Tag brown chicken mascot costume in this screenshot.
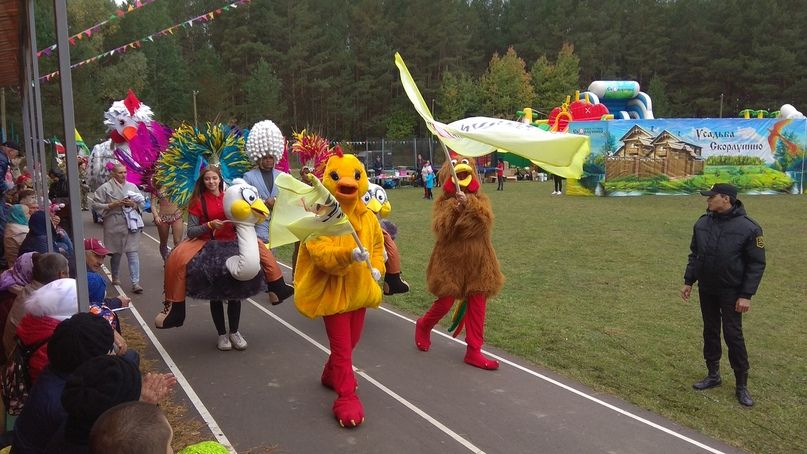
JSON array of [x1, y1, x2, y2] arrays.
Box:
[[294, 151, 385, 428], [415, 155, 504, 370]]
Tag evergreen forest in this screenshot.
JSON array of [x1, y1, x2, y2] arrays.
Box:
[[7, 0, 807, 146]]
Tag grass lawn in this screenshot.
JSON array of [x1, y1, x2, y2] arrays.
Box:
[[277, 180, 806, 454]]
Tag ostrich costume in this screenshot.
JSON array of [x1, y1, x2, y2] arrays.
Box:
[[152, 123, 293, 329], [361, 183, 409, 295], [293, 150, 385, 428], [415, 156, 505, 370]]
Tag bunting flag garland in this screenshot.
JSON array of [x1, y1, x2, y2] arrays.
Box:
[[39, 0, 251, 82], [37, 0, 158, 58]]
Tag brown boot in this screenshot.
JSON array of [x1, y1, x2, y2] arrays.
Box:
[[155, 301, 185, 329], [383, 273, 410, 295], [266, 277, 294, 305]]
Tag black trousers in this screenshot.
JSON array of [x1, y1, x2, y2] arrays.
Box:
[[553, 174, 563, 192], [497, 175, 504, 190], [210, 300, 241, 335], [698, 290, 749, 373]]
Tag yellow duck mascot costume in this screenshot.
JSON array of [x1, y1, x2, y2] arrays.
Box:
[[294, 151, 385, 428]]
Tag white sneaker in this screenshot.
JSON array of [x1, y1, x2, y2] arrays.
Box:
[[217, 334, 232, 351], [229, 331, 248, 351]]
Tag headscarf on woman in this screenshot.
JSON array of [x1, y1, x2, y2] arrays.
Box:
[[7, 204, 29, 226], [0, 252, 36, 292], [4, 204, 31, 265]]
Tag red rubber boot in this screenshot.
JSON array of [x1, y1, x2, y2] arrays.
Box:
[[324, 311, 364, 428], [415, 296, 454, 351], [463, 293, 499, 370]]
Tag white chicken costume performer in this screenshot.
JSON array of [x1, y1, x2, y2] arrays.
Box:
[[88, 90, 172, 192], [153, 123, 293, 329], [362, 183, 409, 295]]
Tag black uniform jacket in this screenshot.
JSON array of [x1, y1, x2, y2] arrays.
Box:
[[684, 200, 766, 298]]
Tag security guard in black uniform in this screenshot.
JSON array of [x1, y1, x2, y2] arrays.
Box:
[[680, 183, 765, 407]]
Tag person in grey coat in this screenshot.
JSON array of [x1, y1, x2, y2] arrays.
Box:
[[91, 164, 145, 294], [242, 154, 282, 244]]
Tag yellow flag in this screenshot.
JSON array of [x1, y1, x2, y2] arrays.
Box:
[[75, 129, 90, 156], [269, 173, 353, 248], [395, 52, 590, 179]]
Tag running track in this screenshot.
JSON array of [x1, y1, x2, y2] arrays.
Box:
[[83, 214, 742, 454]]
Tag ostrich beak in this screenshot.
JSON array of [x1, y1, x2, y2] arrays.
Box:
[[379, 201, 392, 218], [250, 198, 270, 222], [366, 198, 382, 214]]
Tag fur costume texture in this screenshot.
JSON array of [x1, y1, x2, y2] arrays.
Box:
[[417, 157, 504, 370], [294, 153, 384, 427]]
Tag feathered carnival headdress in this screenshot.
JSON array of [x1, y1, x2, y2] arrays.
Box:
[[153, 123, 251, 207], [245, 120, 290, 173], [290, 129, 342, 179]]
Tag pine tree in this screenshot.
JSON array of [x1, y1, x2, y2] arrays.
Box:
[[244, 60, 286, 126], [480, 47, 534, 118], [531, 43, 580, 112], [438, 70, 481, 122]]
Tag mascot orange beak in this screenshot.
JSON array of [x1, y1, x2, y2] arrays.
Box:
[[122, 125, 138, 141], [334, 177, 360, 203]]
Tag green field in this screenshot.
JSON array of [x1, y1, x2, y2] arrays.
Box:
[[276, 180, 807, 454]]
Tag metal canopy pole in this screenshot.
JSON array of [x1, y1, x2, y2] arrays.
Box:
[[52, 0, 89, 311], [23, 52, 39, 200], [21, 37, 34, 173], [26, 0, 54, 250]]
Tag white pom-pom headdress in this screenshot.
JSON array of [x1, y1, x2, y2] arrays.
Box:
[[246, 120, 285, 162]]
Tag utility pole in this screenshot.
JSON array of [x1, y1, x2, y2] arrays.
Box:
[[193, 90, 199, 128], [719, 93, 724, 118]]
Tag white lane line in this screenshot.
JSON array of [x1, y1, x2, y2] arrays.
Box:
[[244, 296, 485, 454], [139, 236, 718, 453], [378, 305, 726, 454], [100, 264, 236, 454], [138, 235, 481, 452]]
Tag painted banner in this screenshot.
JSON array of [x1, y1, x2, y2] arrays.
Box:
[[567, 118, 806, 196]]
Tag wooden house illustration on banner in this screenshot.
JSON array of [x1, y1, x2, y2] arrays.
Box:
[[606, 125, 704, 180]]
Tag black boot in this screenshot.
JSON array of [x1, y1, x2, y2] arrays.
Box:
[[383, 273, 410, 295], [266, 277, 294, 305], [692, 361, 722, 390], [735, 371, 754, 407], [155, 301, 185, 329]]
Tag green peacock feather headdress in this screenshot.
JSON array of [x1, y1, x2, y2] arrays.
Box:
[[153, 122, 252, 207]]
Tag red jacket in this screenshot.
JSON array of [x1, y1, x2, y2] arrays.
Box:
[[15, 314, 60, 385], [188, 191, 236, 241]]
